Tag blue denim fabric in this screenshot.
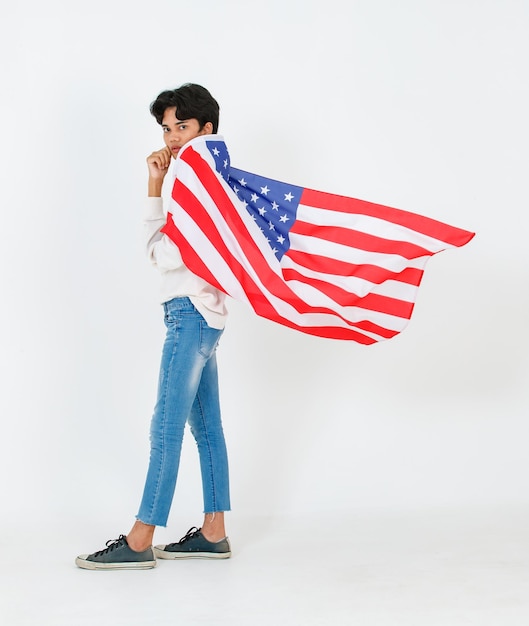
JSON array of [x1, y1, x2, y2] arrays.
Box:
[[137, 297, 230, 526]]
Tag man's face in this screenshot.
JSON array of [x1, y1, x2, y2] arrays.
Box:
[[161, 107, 212, 158]]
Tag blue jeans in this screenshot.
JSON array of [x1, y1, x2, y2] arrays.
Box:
[[137, 297, 230, 526]]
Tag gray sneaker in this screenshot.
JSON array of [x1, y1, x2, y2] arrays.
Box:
[[154, 527, 231, 560], [75, 535, 156, 570]]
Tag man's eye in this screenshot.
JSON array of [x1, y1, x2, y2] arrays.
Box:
[[179, 125, 187, 130]]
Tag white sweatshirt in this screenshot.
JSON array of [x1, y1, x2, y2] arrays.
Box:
[[144, 196, 228, 330]]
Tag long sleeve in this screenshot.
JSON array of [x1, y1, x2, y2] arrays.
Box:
[[144, 196, 184, 271]]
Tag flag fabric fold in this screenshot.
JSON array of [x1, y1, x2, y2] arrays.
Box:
[[161, 135, 474, 344]]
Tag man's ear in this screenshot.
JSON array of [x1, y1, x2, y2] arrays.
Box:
[[201, 121, 214, 135]]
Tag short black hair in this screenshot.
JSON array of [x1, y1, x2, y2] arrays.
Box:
[[150, 83, 220, 133]]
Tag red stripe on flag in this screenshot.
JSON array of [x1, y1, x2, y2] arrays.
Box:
[[285, 249, 425, 286], [282, 268, 414, 318], [348, 319, 401, 340], [290, 220, 432, 259], [300, 188, 475, 246], [278, 322, 380, 343]]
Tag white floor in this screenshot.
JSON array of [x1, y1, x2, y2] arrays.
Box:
[[2, 506, 529, 626]]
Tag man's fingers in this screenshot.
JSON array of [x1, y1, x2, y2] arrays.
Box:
[[148, 151, 170, 169]]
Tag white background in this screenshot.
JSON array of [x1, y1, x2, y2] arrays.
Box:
[[0, 1, 528, 623]]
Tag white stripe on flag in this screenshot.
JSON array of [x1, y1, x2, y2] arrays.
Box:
[[296, 203, 458, 252], [287, 231, 426, 272]]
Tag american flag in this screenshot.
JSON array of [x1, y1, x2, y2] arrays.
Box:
[[161, 136, 474, 344]]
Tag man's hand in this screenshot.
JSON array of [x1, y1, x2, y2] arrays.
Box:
[[147, 146, 172, 179], [147, 147, 171, 196]]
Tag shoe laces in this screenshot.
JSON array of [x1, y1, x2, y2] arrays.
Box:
[[177, 527, 201, 545], [92, 535, 127, 557]]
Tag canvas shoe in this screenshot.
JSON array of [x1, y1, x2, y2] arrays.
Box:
[[75, 534, 156, 570], [154, 527, 231, 559]]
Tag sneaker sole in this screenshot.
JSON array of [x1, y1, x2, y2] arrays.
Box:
[[153, 547, 231, 560], [75, 556, 157, 570]]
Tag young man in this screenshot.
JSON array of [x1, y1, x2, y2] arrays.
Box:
[[76, 84, 231, 570]]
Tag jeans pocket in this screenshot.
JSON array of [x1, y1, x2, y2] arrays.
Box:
[[198, 322, 222, 358]]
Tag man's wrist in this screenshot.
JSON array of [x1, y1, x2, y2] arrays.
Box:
[[148, 177, 164, 197]]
